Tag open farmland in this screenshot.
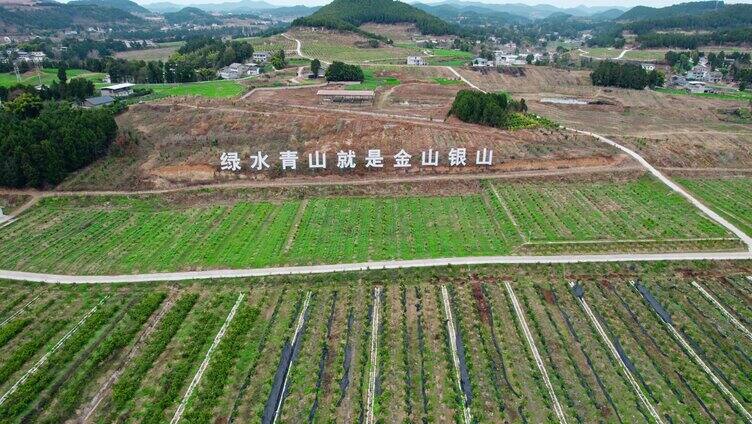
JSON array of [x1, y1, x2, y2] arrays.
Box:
[[0, 261, 750, 423], [0, 175, 742, 275], [134, 80, 247, 100], [0, 68, 105, 88], [677, 177, 752, 239], [289, 28, 424, 63], [236, 35, 297, 54], [114, 45, 182, 62]]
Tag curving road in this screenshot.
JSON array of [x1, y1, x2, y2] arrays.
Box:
[[0, 252, 750, 284]]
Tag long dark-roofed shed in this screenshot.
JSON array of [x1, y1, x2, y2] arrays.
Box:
[[317, 89, 375, 104]]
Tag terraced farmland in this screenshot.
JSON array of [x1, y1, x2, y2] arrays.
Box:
[[677, 177, 752, 239], [0, 176, 742, 275], [0, 267, 750, 423]]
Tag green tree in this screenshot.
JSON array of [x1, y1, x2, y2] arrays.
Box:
[[66, 78, 95, 102], [57, 66, 67, 84], [3, 93, 43, 119], [270, 49, 287, 70], [324, 61, 364, 82], [310, 59, 321, 77]]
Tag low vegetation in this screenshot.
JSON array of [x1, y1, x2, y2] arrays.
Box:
[[0, 176, 740, 274], [0, 264, 750, 423]]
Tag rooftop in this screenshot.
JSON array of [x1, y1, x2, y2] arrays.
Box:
[[317, 90, 375, 97], [102, 83, 135, 90]]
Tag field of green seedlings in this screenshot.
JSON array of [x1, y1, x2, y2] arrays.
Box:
[[677, 177, 752, 238], [0, 177, 741, 275], [0, 68, 106, 88], [490, 177, 741, 254], [0, 262, 749, 423], [134, 80, 247, 99]]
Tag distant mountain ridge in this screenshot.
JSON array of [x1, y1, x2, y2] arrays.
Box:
[[144, 0, 275, 13], [412, 1, 626, 19]]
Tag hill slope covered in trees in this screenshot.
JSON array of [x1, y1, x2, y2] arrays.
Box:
[[0, 3, 144, 31], [67, 0, 150, 15], [292, 0, 455, 36], [618, 1, 723, 21]]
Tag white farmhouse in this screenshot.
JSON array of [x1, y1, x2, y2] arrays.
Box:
[[100, 83, 134, 97], [252, 51, 271, 63], [407, 56, 426, 66]]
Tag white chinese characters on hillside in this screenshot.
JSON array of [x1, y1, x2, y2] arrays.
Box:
[[219, 148, 494, 171]]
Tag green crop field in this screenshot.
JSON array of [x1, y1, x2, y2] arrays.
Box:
[[135, 80, 247, 99], [677, 177, 752, 238], [0, 263, 750, 423], [489, 177, 740, 254], [622, 49, 668, 61], [0, 176, 741, 275], [346, 68, 400, 90], [0, 68, 106, 88], [656, 87, 752, 102]]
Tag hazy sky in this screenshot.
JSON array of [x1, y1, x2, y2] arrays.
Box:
[[136, 0, 752, 9]]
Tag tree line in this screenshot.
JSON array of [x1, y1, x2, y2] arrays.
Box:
[[448, 90, 531, 129], [324, 62, 364, 82], [590, 61, 664, 90], [0, 95, 118, 188]]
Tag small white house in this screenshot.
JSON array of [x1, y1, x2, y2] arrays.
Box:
[[252, 51, 271, 63], [494, 51, 526, 66], [100, 83, 134, 97], [407, 56, 426, 66]]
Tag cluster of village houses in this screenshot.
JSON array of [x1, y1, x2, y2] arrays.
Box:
[[216, 50, 270, 79], [667, 56, 726, 93]]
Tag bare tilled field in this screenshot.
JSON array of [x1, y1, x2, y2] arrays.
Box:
[[0, 262, 750, 423], [58, 93, 630, 190], [456, 66, 752, 170]]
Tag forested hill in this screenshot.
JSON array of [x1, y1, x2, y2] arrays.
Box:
[[625, 4, 752, 34], [164, 6, 220, 25], [617, 1, 723, 21], [292, 0, 455, 36], [0, 3, 144, 32], [67, 0, 150, 15]]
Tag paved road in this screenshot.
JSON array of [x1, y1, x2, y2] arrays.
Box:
[[1, 252, 750, 284]]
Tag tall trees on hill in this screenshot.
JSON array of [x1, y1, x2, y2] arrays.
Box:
[[590, 61, 664, 89], [449, 90, 536, 129], [0, 97, 118, 188]]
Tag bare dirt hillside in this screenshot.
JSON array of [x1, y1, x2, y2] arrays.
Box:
[[456, 66, 752, 170], [59, 89, 631, 190]]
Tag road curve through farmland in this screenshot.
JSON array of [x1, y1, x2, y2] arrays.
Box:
[[445, 66, 752, 252], [0, 252, 751, 284]]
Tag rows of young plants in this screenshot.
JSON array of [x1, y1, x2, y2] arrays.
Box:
[[0, 275, 748, 423], [584, 279, 748, 421], [676, 177, 752, 238], [492, 176, 735, 245], [0, 292, 126, 421], [1, 177, 742, 275]]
